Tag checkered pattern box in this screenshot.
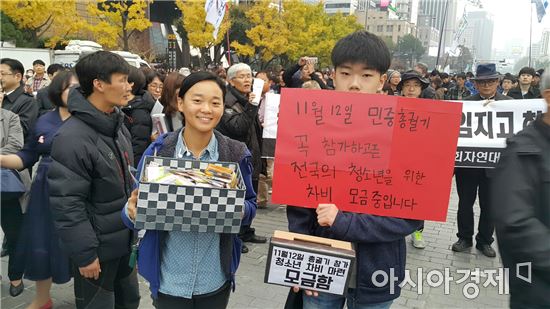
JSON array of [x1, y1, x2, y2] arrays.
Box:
[[134, 156, 246, 233]]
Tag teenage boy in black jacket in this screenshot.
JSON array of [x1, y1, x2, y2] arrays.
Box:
[[48, 51, 140, 309], [286, 31, 422, 309]]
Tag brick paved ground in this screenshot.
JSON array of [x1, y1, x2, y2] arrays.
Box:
[[1, 180, 510, 308]]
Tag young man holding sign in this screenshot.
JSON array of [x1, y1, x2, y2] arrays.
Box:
[[286, 31, 422, 309]]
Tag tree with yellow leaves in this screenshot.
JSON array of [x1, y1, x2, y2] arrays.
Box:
[[283, 0, 362, 67], [85, 0, 152, 51], [175, 0, 230, 69], [227, 0, 361, 69], [230, 1, 289, 68], [0, 0, 85, 48]]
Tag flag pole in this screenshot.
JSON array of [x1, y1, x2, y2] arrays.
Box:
[[529, 1, 533, 67], [225, 2, 231, 66]]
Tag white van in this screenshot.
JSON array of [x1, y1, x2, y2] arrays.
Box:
[[53, 40, 150, 69], [111, 50, 151, 68]]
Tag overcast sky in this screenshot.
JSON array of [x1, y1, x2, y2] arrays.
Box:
[[475, 0, 550, 51]]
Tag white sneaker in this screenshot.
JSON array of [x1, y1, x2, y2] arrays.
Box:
[[411, 230, 426, 249]]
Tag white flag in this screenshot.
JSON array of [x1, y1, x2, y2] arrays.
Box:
[[205, 0, 227, 39]]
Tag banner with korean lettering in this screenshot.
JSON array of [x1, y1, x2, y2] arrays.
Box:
[[456, 99, 546, 168], [271, 88, 462, 222]]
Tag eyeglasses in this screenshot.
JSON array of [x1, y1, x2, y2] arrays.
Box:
[[149, 83, 163, 90]]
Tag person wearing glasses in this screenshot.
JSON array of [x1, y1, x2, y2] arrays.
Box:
[[451, 63, 512, 258], [0, 58, 38, 143], [215, 63, 266, 254]]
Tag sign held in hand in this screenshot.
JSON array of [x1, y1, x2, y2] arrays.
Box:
[[271, 89, 462, 222]]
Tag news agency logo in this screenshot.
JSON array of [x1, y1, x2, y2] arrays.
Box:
[[371, 262, 531, 299]]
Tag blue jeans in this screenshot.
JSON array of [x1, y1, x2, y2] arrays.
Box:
[[303, 290, 393, 309]]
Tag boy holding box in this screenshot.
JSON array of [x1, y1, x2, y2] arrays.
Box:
[[286, 31, 423, 309]]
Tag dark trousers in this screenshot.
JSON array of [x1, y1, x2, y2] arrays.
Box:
[[455, 168, 494, 245], [0, 197, 24, 281], [72, 253, 140, 309], [240, 178, 259, 238], [154, 281, 230, 309]]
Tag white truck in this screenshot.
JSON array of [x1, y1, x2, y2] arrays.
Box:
[[0, 47, 53, 71]]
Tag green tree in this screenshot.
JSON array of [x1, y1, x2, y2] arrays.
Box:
[[396, 34, 425, 65], [382, 36, 396, 56], [451, 45, 473, 72], [0, 11, 37, 47]]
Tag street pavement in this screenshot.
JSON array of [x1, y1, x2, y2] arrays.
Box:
[[1, 180, 510, 308]]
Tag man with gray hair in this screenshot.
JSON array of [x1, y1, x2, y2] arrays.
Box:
[[216, 63, 266, 253], [491, 68, 550, 308]]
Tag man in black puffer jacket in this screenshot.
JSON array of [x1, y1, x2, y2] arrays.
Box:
[[216, 63, 267, 253], [48, 51, 140, 309], [122, 66, 156, 166]]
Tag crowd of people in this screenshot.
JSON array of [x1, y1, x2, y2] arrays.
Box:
[[0, 29, 549, 309]]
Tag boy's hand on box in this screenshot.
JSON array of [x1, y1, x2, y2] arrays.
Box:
[[316, 203, 339, 227], [292, 285, 319, 297], [128, 189, 138, 221]]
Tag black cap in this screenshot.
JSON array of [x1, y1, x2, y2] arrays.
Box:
[[32, 59, 46, 66], [397, 70, 430, 91]]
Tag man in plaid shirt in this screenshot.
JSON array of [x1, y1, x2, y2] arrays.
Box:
[[24, 60, 50, 95]]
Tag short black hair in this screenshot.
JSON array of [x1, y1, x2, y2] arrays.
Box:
[[430, 69, 440, 77], [178, 71, 226, 100], [456, 72, 466, 80], [141, 67, 164, 90], [128, 66, 146, 95], [33, 59, 46, 66], [255, 70, 269, 78], [75, 51, 130, 97], [518, 66, 536, 77], [48, 70, 76, 108], [466, 72, 474, 78], [440, 72, 449, 79], [502, 73, 516, 83], [331, 31, 390, 74], [47, 63, 65, 76], [1, 58, 25, 76]]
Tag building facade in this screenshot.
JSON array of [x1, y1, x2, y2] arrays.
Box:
[[461, 10, 494, 61]]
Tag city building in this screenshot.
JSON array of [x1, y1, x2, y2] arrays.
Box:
[[324, 0, 361, 15], [461, 10, 494, 61], [363, 8, 414, 44], [394, 0, 419, 24], [540, 29, 550, 57], [418, 0, 460, 56], [417, 14, 440, 56]]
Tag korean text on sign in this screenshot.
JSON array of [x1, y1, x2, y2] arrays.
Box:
[[272, 89, 462, 221], [265, 245, 353, 295]]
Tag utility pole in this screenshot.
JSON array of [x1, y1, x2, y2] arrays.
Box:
[[364, 0, 370, 30], [529, 1, 533, 67], [435, 0, 450, 70]]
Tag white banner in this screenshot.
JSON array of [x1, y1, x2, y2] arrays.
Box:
[[262, 93, 281, 139], [205, 0, 227, 39], [456, 98, 546, 167], [261, 93, 280, 158]]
